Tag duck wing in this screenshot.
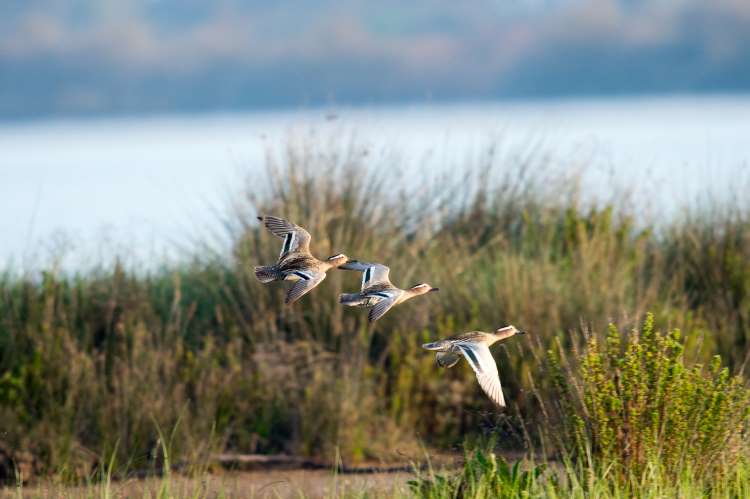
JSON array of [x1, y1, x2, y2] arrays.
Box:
[[456, 342, 506, 408], [258, 216, 312, 258], [436, 351, 461, 368], [285, 270, 326, 305], [340, 261, 393, 291], [367, 293, 398, 322]]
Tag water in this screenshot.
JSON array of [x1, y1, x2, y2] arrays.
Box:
[[2, 95, 749, 271]]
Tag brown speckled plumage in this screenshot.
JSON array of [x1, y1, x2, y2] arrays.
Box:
[[254, 216, 349, 305]]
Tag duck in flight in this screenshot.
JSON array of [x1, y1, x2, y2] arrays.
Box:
[[422, 326, 525, 408], [339, 261, 439, 322], [254, 216, 349, 304]]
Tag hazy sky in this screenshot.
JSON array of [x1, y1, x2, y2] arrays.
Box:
[[2, 0, 750, 118]]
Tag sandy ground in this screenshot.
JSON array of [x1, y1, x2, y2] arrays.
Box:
[[1, 469, 416, 498]]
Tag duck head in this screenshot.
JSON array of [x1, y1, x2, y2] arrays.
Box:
[[494, 325, 525, 340], [326, 253, 349, 268], [409, 283, 440, 295]]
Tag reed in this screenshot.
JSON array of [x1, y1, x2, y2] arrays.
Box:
[[1, 138, 749, 484]]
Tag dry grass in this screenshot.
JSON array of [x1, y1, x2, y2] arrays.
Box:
[[1, 138, 750, 484]]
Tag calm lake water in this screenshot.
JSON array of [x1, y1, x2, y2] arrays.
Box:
[[1, 95, 749, 271]]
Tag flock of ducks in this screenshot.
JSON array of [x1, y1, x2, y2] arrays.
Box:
[[254, 215, 525, 408]]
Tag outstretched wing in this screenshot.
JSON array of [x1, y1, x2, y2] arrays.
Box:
[[456, 342, 506, 408], [258, 216, 312, 258], [340, 261, 392, 291], [285, 271, 326, 305], [367, 294, 398, 322]]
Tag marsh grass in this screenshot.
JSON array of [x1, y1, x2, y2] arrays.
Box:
[[409, 445, 546, 498], [1, 138, 750, 484], [429, 452, 750, 499]]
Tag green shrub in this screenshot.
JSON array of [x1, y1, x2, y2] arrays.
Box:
[[549, 313, 750, 482]]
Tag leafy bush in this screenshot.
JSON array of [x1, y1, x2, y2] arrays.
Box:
[[549, 313, 750, 482]]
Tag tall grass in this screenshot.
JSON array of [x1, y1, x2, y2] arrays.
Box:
[[411, 447, 750, 499], [1, 138, 750, 482]]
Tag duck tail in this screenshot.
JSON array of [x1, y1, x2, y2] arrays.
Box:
[[339, 293, 365, 306], [255, 265, 281, 283], [422, 340, 450, 351]]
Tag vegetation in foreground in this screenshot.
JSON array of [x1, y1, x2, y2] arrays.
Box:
[[8, 315, 750, 497], [413, 314, 750, 498], [1, 139, 750, 494]]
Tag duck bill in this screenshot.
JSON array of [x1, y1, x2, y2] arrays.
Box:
[[429, 288, 440, 293]]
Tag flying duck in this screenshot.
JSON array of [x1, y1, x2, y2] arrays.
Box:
[[422, 326, 525, 408], [254, 216, 349, 304], [338, 261, 439, 322]]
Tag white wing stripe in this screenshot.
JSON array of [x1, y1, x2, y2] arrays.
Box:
[[281, 232, 295, 256], [363, 267, 372, 287], [341, 262, 393, 291], [260, 216, 312, 256], [457, 343, 505, 408], [286, 271, 326, 304], [458, 344, 481, 372]]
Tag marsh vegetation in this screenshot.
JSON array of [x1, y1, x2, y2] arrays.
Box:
[[1, 139, 750, 497]]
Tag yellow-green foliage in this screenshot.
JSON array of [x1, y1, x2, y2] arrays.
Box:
[[409, 445, 750, 499], [551, 313, 750, 482]]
